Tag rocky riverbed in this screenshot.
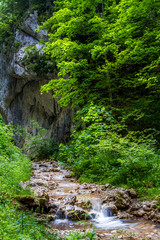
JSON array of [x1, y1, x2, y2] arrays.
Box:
[[19, 160, 160, 239]]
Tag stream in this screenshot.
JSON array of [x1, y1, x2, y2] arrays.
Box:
[[28, 161, 160, 239]]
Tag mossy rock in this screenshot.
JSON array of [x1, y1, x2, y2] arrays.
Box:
[[15, 195, 39, 210]]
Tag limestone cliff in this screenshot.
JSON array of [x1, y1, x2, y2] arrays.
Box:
[[0, 12, 74, 143]]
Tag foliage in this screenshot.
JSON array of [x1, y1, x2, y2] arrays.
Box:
[[40, 0, 160, 123], [24, 120, 59, 159], [0, 118, 96, 240], [58, 105, 160, 198], [38, 0, 160, 199], [0, 201, 59, 240], [0, 119, 58, 239], [0, 0, 53, 46], [22, 45, 56, 77], [0, 120, 31, 196], [1, 0, 160, 204], [65, 230, 97, 240]]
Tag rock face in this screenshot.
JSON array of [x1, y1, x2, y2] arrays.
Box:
[[0, 11, 73, 143]]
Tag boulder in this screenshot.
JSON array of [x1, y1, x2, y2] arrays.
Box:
[[15, 195, 38, 210], [30, 179, 48, 187], [117, 212, 134, 219], [67, 209, 91, 221], [76, 200, 92, 210], [102, 203, 117, 216], [46, 214, 56, 222], [56, 207, 66, 219], [63, 195, 77, 205], [38, 194, 50, 213]]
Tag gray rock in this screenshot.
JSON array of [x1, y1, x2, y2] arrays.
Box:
[[67, 209, 91, 221], [117, 212, 133, 219], [63, 195, 77, 205], [102, 203, 117, 216], [0, 12, 74, 143], [46, 214, 56, 221], [56, 207, 66, 219], [129, 203, 141, 212], [30, 179, 48, 187]]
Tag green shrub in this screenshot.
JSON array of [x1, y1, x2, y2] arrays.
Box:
[[0, 201, 59, 240], [65, 230, 97, 240], [22, 45, 56, 77], [58, 105, 160, 198], [0, 120, 31, 196], [24, 120, 59, 159]]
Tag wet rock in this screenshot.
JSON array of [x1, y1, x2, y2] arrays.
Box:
[[156, 214, 160, 223], [133, 209, 146, 217], [101, 183, 110, 191], [15, 195, 38, 210], [38, 194, 50, 213], [64, 174, 72, 178], [102, 203, 117, 216], [56, 207, 66, 219], [127, 189, 137, 198], [69, 190, 74, 193], [114, 189, 131, 209], [30, 179, 48, 187], [48, 185, 56, 190], [51, 168, 60, 172], [65, 205, 75, 211], [67, 209, 91, 221], [91, 188, 97, 193], [76, 200, 92, 210], [49, 202, 59, 214], [142, 201, 157, 211], [63, 195, 77, 205], [148, 211, 157, 220], [129, 203, 141, 212], [46, 214, 56, 221], [48, 181, 58, 186], [70, 179, 75, 182], [49, 208, 57, 214], [103, 188, 131, 210], [90, 213, 96, 219], [117, 212, 134, 219], [81, 183, 89, 189]]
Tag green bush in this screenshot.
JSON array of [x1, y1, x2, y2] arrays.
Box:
[[24, 120, 59, 159], [0, 120, 31, 196], [0, 201, 58, 240], [58, 105, 160, 198], [0, 119, 58, 239], [22, 45, 56, 77], [65, 230, 96, 240]]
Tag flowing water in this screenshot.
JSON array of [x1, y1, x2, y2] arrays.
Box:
[[30, 161, 160, 239]]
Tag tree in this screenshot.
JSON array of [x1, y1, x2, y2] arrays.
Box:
[[40, 0, 118, 106], [41, 0, 160, 135]]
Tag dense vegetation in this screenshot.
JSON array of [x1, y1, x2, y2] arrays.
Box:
[[0, 116, 59, 239], [0, 0, 53, 45], [0, 0, 160, 218], [38, 0, 160, 199], [0, 0, 160, 238]]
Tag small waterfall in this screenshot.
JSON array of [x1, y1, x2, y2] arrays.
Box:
[[90, 198, 126, 229]]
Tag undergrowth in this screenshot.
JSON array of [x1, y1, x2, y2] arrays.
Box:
[[24, 120, 59, 159], [0, 118, 57, 239], [57, 105, 160, 200], [0, 117, 97, 239]]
